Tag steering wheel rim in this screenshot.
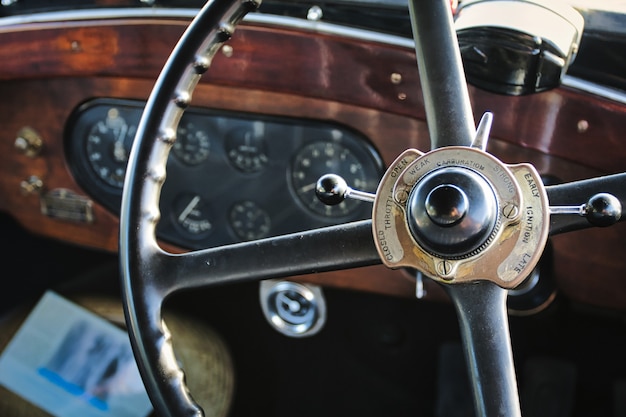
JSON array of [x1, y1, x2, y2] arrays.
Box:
[[119, 1, 625, 416]]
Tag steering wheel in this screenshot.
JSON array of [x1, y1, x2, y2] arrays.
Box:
[[119, 0, 626, 416]]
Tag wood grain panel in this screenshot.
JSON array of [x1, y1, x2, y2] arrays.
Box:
[[0, 17, 624, 172]]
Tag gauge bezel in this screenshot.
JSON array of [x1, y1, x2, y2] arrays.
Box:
[[65, 98, 143, 213]]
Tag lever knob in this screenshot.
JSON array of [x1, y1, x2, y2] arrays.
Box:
[[315, 174, 348, 206], [585, 193, 622, 227], [315, 174, 376, 205]]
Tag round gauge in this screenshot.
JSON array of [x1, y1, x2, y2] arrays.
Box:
[[86, 108, 136, 189], [291, 141, 369, 218], [172, 193, 213, 238], [173, 121, 212, 165], [225, 125, 269, 173], [229, 201, 271, 241]]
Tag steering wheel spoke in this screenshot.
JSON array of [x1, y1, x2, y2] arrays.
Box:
[[446, 282, 521, 417], [154, 220, 380, 296]]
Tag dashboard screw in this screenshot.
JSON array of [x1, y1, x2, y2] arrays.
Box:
[[221, 45, 233, 58], [307, 5, 323, 21]]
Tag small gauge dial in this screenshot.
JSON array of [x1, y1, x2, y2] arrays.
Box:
[[230, 201, 271, 241], [86, 108, 136, 189], [173, 121, 212, 165], [291, 141, 369, 218], [225, 123, 269, 173], [172, 193, 213, 238]]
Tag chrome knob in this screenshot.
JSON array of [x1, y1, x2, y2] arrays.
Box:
[[586, 193, 622, 227], [425, 184, 469, 226], [408, 167, 498, 258]]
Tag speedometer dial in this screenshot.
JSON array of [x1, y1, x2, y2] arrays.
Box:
[[86, 108, 136, 189], [291, 141, 369, 218]]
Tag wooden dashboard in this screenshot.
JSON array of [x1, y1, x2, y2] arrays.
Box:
[[0, 13, 624, 309]]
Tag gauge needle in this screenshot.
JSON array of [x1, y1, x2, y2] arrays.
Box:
[[113, 123, 129, 162], [299, 182, 317, 194], [178, 195, 201, 222], [277, 292, 301, 313]]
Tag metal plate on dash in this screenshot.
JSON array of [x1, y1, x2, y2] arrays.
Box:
[[40, 189, 94, 223]]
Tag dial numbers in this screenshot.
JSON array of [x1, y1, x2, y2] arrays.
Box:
[[230, 201, 271, 241], [173, 121, 212, 165]]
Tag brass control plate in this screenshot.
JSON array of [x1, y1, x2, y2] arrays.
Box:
[[372, 147, 550, 289]]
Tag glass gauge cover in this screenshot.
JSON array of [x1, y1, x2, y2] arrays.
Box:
[[173, 120, 212, 165], [291, 141, 370, 218], [230, 201, 271, 241], [86, 107, 136, 189]]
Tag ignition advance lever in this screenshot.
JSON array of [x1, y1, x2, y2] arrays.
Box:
[[549, 193, 622, 227]]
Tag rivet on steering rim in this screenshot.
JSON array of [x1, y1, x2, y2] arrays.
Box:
[[174, 92, 191, 109], [142, 207, 161, 223], [193, 55, 210, 74], [244, 0, 262, 11], [158, 128, 177, 145], [218, 22, 235, 41], [147, 167, 167, 184]]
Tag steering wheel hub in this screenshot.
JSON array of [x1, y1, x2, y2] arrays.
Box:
[[408, 167, 498, 258], [372, 146, 550, 288]]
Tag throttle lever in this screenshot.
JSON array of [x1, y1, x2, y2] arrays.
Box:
[[550, 192, 622, 227], [315, 174, 376, 205]]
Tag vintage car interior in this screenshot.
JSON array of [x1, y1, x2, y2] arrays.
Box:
[[0, 0, 625, 416]]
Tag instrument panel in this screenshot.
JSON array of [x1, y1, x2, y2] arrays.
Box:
[[66, 98, 384, 249]]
